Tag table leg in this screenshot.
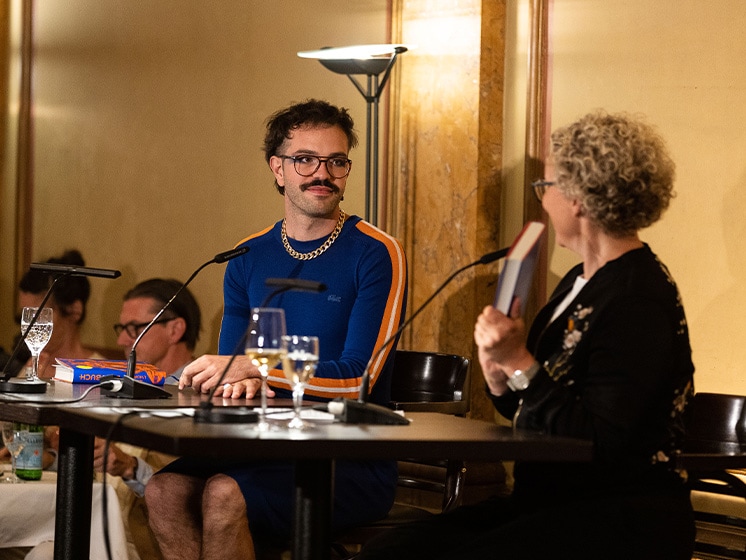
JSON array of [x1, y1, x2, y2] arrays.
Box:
[[54, 427, 94, 560], [293, 459, 333, 560]]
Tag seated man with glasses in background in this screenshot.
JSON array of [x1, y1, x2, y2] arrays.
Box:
[[113, 277, 202, 384], [33, 278, 202, 560]]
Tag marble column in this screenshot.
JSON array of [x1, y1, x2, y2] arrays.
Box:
[[388, 0, 506, 421]]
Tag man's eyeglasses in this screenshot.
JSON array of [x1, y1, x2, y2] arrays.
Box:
[[113, 317, 175, 338], [531, 179, 556, 202], [278, 155, 352, 179]]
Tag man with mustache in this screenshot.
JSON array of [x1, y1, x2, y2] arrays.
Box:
[[145, 99, 408, 560]]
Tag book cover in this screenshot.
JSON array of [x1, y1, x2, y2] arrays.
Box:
[[54, 358, 167, 386], [493, 221, 546, 315]]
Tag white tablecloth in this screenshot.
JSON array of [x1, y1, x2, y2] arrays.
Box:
[[0, 470, 129, 560]]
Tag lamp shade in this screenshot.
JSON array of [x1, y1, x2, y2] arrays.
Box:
[[297, 44, 409, 76]]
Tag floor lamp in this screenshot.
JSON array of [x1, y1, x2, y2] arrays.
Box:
[[298, 45, 408, 226]]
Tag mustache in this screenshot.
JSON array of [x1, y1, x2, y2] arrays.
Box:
[[301, 179, 340, 193]]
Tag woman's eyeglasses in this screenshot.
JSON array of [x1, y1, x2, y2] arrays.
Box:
[[531, 179, 556, 202]]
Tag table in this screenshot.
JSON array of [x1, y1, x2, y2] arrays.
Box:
[[0, 382, 593, 560], [0, 381, 288, 560], [0, 472, 129, 560], [60, 407, 594, 559]]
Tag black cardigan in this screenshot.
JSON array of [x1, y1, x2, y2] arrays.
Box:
[[490, 244, 694, 508]]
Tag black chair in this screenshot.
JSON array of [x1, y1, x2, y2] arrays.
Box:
[[331, 350, 472, 558], [680, 392, 746, 559], [389, 349, 471, 415]]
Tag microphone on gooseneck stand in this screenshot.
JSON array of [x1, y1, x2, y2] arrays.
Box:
[[0, 265, 122, 395], [193, 277, 327, 424], [28, 263, 122, 279], [101, 247, 250, 399], [264, 278, 327, 298], [326, 246, 510, 425]]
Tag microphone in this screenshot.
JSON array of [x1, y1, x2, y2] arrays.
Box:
[[193, 277, 327, 424], [28, 263, 122, 279], [260, 278, 327, 307], [326, 246, 509, 425], [0, 264, 123, 394], [101, 246, 249, 399], [213, 247, 251, 263]]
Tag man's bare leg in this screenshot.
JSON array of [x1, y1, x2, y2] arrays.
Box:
[[200, 474, 256, 560], [145, 472, 205, 560]]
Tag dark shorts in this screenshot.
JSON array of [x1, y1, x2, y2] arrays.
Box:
[[158, 457, 397, 545]]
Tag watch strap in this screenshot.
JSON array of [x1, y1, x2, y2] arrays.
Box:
[[507, 361, 540, 392]]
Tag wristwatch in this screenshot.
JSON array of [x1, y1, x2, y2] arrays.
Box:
[[507, 361, 541, 392]]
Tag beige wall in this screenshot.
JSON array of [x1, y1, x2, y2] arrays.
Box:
[[502, 1, 529, 244], [541, 0, 746, 394], [1, 0, 388, 355]]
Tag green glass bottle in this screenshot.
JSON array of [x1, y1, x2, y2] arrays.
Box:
[[15, 423, 43, 480]]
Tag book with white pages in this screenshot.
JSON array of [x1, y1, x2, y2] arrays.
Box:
[[493, 221, 546, 315]]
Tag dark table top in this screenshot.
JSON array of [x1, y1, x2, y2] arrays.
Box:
[[0, 381, 290, 424], [55, 402, 593, 464], [0, 381, 594, 463]]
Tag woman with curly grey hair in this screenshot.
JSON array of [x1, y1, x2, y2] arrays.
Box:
[[359, 111, 695, 559], [550, 110, 676, 236]]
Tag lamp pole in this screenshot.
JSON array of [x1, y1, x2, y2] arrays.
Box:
[[298, 45, 407, 226]]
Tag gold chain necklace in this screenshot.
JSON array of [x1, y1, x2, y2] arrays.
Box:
[[281, 210, 346, 261]]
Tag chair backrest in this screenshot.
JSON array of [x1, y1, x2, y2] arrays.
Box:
[[388, 350, 471, 415], [389, 350, 471, 512], [681, 393, 746, 560], [683, 392, 746, 455]]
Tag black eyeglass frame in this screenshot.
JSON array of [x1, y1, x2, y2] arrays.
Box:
[[113, 316, 175, 338], [278, 155, 352, 179], [531, 179, 556, 202]]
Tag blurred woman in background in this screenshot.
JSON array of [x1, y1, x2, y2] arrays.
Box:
[[16, 249, 103, 379]]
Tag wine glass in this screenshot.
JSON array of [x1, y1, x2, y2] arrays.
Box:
[[244, 308, 286, 430], [281, 335, 319, 430], [1, 422, 25, 483], [21, 306, 54, 382]]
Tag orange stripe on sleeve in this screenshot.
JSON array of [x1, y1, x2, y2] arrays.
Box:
[[354, 221, 407, 395]]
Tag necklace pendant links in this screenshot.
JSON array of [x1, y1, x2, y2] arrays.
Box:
[[281, 210, 346, 261]]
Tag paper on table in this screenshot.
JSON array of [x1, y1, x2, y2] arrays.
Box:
[[265, 408, 336, 422]]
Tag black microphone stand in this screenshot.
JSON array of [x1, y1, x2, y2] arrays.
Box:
[[327, 247, 510, 425], [101, 247, 249, 399], [192, 330, 257, 424]]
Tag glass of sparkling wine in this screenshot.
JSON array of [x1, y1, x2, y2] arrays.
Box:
[[21, 306, 53, 382], [281, 335, 319, 430], [1, 421, 25, 483], [244, 308, 286, 430]]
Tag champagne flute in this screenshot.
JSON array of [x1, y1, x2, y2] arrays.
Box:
[[244, 308, 286, 430], [281, 335, 319, 430], [1, 422, 25, 483], [21, 306, 54, 381]]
